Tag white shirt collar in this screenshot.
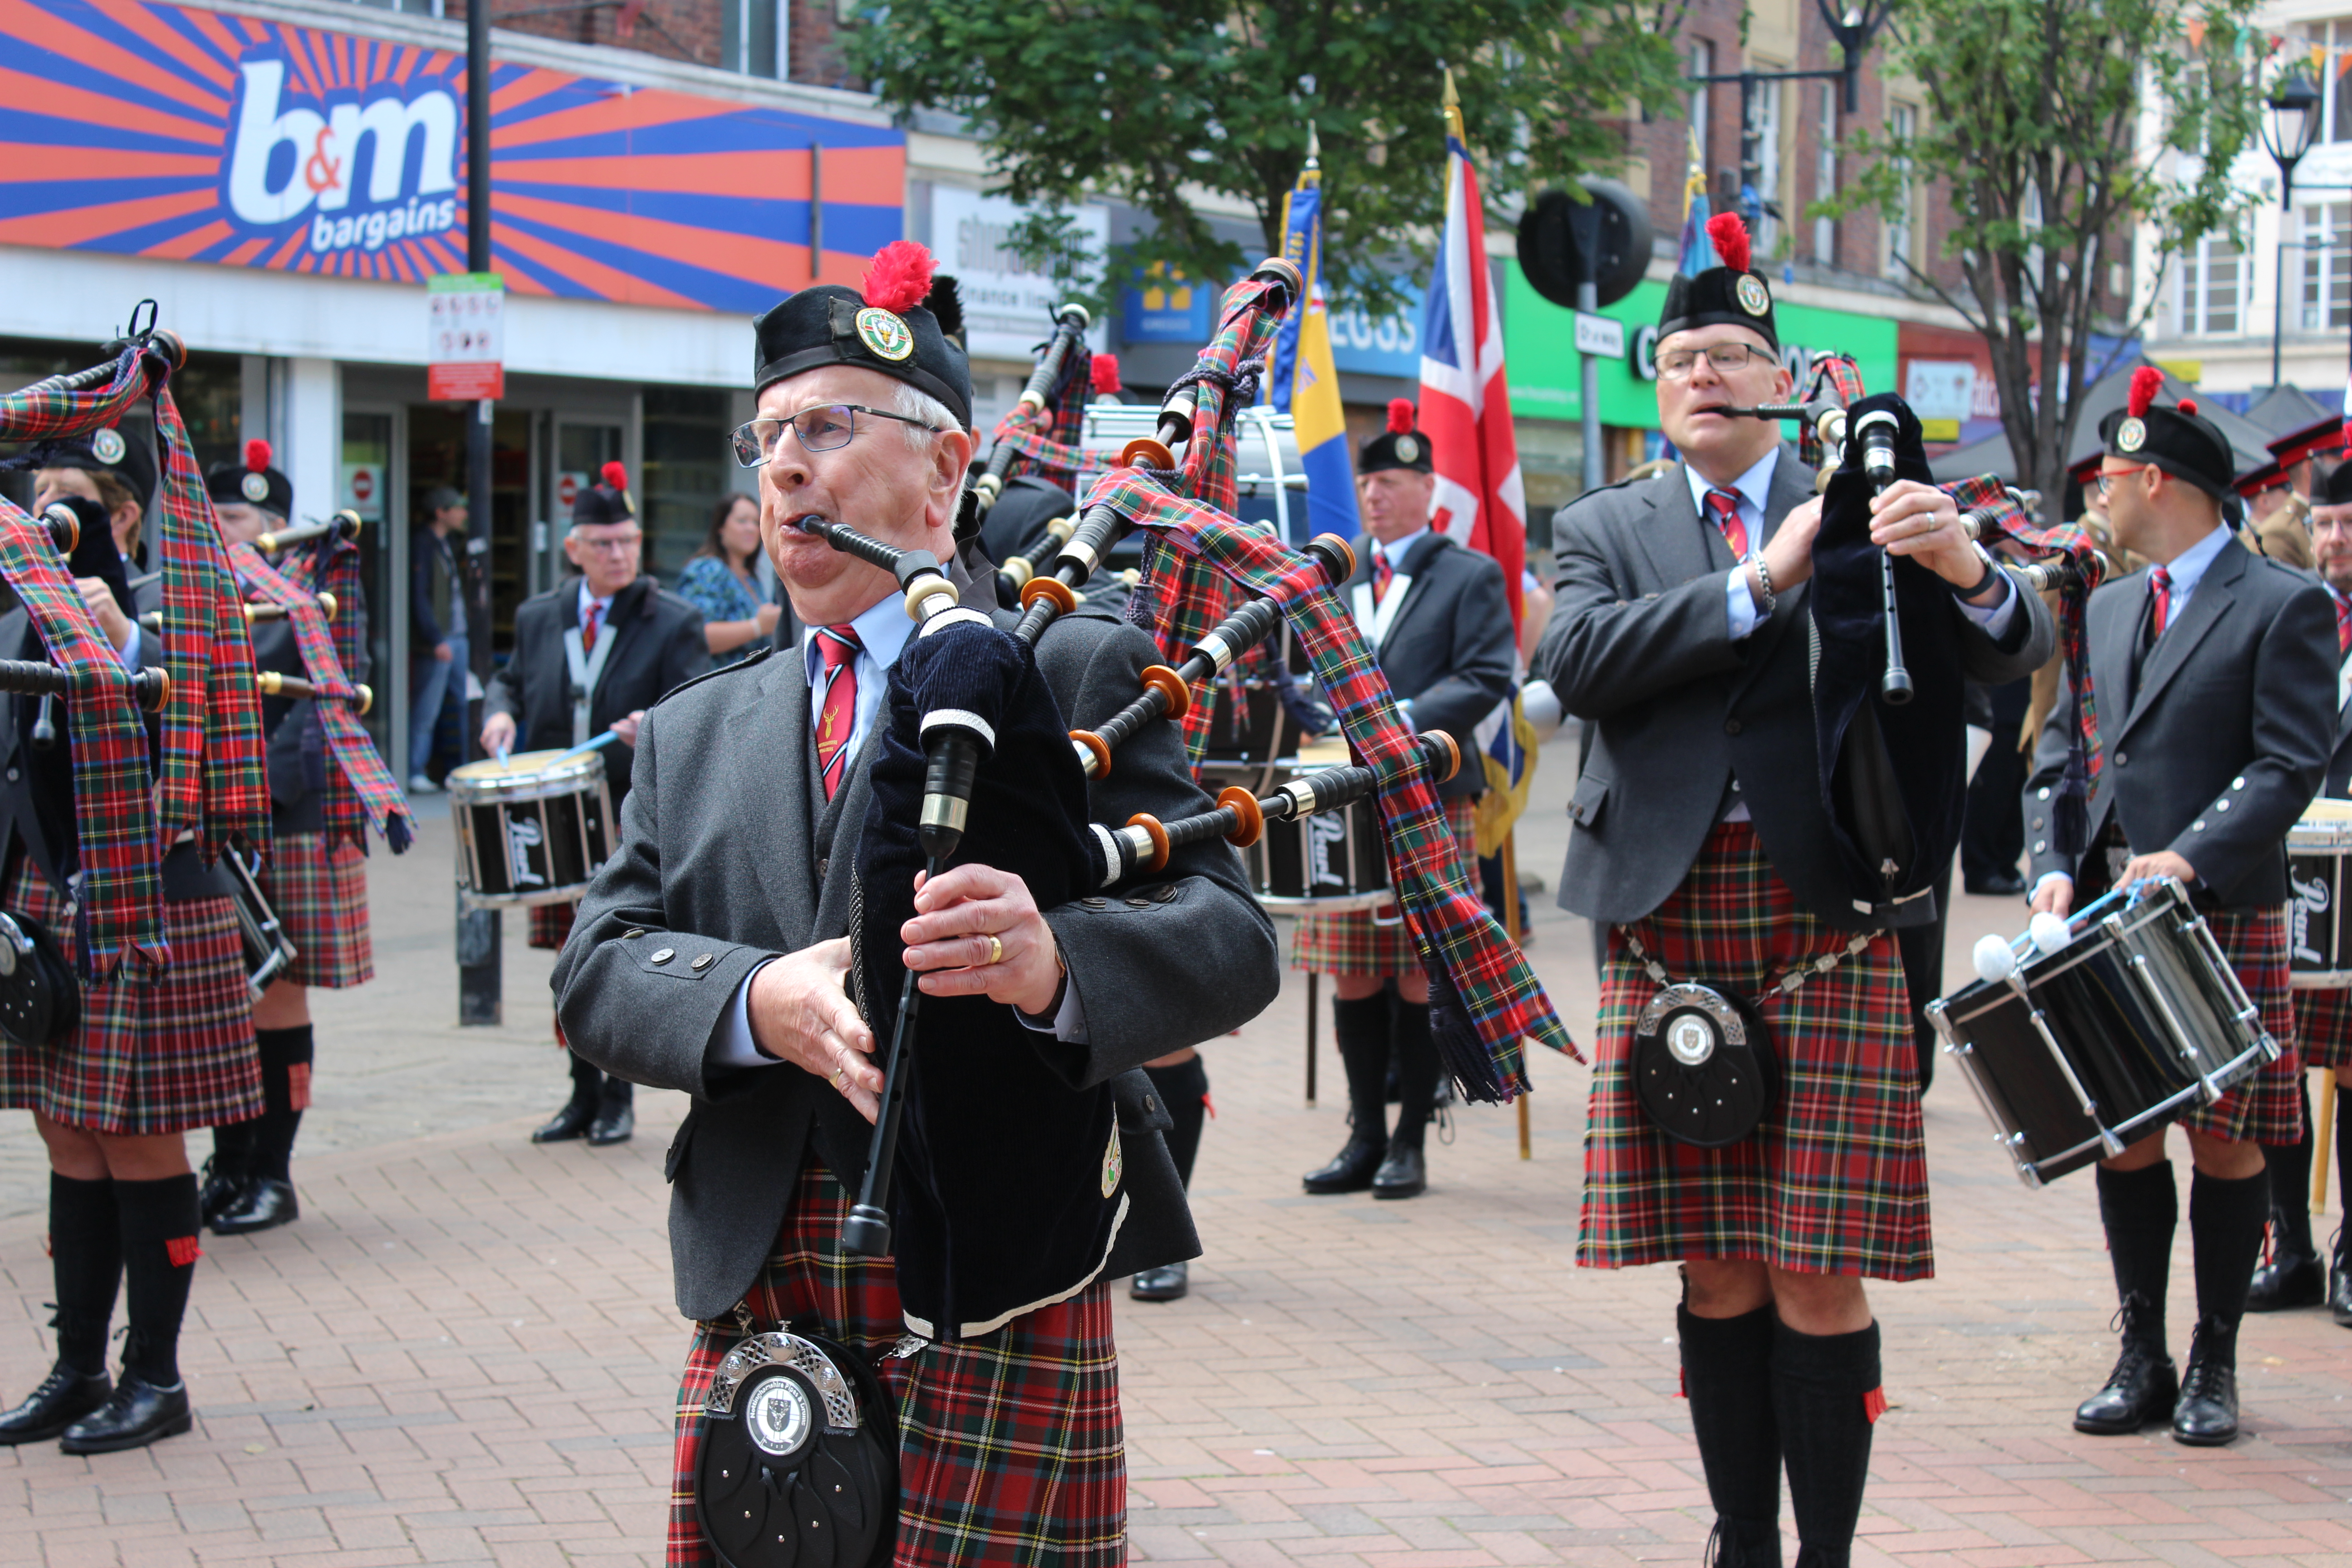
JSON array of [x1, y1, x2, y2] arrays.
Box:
[[800, 587, 917, 684], [576, 578, 617, 623], [1685, 446, 1780, 524]]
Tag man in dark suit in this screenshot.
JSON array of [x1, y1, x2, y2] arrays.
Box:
[[1536, 216, 2053, 1568], [2025, 371, 2337, 1446], [1295, 399, 1514, 1203], [484, 466, 706, 1147], [549, 246, 1278, 1563]]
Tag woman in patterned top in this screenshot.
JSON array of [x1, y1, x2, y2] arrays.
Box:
[[675, 493, 779, 668]]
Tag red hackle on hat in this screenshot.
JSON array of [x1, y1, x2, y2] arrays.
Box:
[[1705, 212, 1752, 274], [2127, 366, 2163, 419], [1387, 398, 1416, 435], [600, 461, 628, 490], [860, 241, 936, 314], [1090, 353, 1121, 394], [2177, 397, 2198, 416], [245, 438, 271, 473]]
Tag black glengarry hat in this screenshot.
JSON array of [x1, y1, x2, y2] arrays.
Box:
[[1659, 213, 1778, 352], [572, 461, 635, 528], [2100, 368, 2234, 500], [206, 439, 291, 517], [752, 241, 973, 431], [1361, 399, 1432, 475]]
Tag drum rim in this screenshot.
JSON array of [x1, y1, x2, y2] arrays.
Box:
[[448, 750, 608, 803]]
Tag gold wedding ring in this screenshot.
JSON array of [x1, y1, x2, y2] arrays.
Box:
[[985, 933, 1004, 966], [831, 1065, 848, 1090]]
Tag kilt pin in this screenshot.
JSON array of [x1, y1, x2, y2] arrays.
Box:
[[1578, 821, 1931, 1281], [0, 851, 260, 1137], [667, 1161, 1124, 1568]]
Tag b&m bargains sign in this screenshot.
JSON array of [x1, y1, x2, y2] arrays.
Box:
[[1, 0, 905, 313]]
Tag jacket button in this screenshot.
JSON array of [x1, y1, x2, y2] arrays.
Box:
[[2232, 776, 2246, 789], [2216, 799, 2231, 813], [1142, 1095, 1156, 1112], [1126, 897, 1151, 908], [691, 953, 715, 970], [651, 948, 675, 964], [2114, 751, 2128, 767], [1080, 897, 1107, 910], [2033, 839, 2046, 854], [1151, 884, 1179, 903], [815, 858, 828, 881], [1725, 719, 1743, 736], [2192, 819, 2207, 832], [2037, 787, 2050, 801], [622, 928, 644, 940], [3, 769, 15, 783], [2031, 817, 2044, 830]]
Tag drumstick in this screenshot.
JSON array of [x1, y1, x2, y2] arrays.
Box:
[[2317, 1071, 2338, 1215], [550, 730, 623, 763]]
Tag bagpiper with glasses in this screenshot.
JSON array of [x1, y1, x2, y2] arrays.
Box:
[[482, 462, 707, 1148], [2024, 368, 2337, 1447], [1533, 213, 2054, 1568]]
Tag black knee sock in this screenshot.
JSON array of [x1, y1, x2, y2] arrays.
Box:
[[1331, 995, 1391, 1148], [1144, 1055, 1210, 1190], [2095, 1161, 2177, 1344], [246, 1024, 314, 1184], [2190, 1166, 2271, 1329], [2264, 1080, 2316, 1260], [208, 1117, 254, 1180], [48, 1173, 120, 1377], [1678, 1304, 1781, 1553], [1771, 1318, 1882, 1568], [1389, 1000, 1439, 1151], [568, 1046, 606, 1108], [113, 1175, 200, 1388]]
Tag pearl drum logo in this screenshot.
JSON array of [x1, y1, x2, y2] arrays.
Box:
[[225, 55, 461, 260]]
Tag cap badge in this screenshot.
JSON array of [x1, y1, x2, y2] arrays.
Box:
[[1735, 274, 1771, 317], [855, 307, 915, 363], [240, 471, 271, 503], [91, 427, 126, 466], [1394, 434, 1420, 465], [2116, 416, 2146, 454]]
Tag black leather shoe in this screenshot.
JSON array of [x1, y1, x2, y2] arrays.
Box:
[[1302, 1137, 1386, 1194], [532, 1098, 596, 1144], [211, 1177, 297, 1236], [1964, 872, 2029, 898], [2247, 1245, 2325, 1312], [1130, 1262, 1188, 1302], [2073, 1338, 2177, 1434], [197, 1157, 243, 1225], [2172, 1317, 2239, 1446], [587, 1101, 634, 1146], [2330, 1252, 2352, 1328], [1371, 1143, 1427, 1200], [58, 1372, 191, 1454], [0, 1364, 110, 1446]]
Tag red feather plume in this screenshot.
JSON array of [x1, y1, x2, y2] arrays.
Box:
[[1387, 397, 1416, 435], [244, 438, 271, 473], [861, 240, 936, 314], [600, 461, 628, 490], [2127, 366, 2163, 419], [1705, 212, 1752, 274], [1090, 353, 1121, 394], [2177, 397, 2198, 416]]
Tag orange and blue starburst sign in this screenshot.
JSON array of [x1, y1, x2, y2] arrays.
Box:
[[0, 0, 905, 313]]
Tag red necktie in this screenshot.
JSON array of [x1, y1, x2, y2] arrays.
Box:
[[2150, 566, 2173, 640], [813, 624, 861, 800], [581, 600, 601, 654], [2336, 592, 2350, 654], [1372, 546, 1396, 606], [1705, 487, 1750, 560]]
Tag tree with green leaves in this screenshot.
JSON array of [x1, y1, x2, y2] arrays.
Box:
[[849, 0, 1687, 318], [1822, 0, 2262, 512]]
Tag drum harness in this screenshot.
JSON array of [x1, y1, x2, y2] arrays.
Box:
[[563, 614, 618, 748]]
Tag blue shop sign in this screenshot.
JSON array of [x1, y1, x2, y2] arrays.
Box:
[[1122, 265, 1216, 343], [1327, 282, 1423, 379]]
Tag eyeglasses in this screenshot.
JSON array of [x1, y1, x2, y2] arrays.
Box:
[[1653, 343, 1775, 380], [730, 405, 942, 467], [2095, 465, 2149, 496], [572, 532, 643, 555]]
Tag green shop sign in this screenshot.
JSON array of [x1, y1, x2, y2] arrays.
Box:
[[1506, 267, 1899, 427]]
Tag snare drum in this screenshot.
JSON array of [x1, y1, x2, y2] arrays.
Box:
[[2287, 798, 2352, 989], [449, 749, 615, 910], [1927, 878, 2279, 1186], [1230, 743, 1396, 916], [223, 846, 296, 1000], [1198, 675, 1295, 765]]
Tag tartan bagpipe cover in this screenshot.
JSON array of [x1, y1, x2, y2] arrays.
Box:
[[981, 339, 1094, 495], [228, 540, 413, 854], [0, 497, 166, 980], [0, 341, 270, 866]]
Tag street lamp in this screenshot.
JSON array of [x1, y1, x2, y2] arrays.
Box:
[[2262, 70, 2322, 388]]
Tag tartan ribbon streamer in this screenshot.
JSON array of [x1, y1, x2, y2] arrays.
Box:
[[228, 542, 413, 854], [0, 498, 165, 980], [982, 340, 1096, 495], [0, 340, 270, 865], [1083, 466, 1573, 1100], [1797, 354, 1869, 470]]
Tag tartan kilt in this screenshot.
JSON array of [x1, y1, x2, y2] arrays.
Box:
[[669, 1161, 1124, 1568], [1578, 821, 1931, 1282], [1289, 794, 1477, 975], [255, 831, 372, 989], [2180, 906, 2301, 1144], [2295, 982, 2352, 1073], [0, 853, 261, 1136], [529, 900, 576, 952]]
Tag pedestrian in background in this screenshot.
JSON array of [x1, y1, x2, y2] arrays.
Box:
[[407, 486, 467, 794], [675, 492, 780, 668]]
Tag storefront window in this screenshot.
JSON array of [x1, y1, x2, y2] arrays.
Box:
[[341, 412, 396, 761], [2303, 202, 2352, 331], [642, 387, 735, 586]]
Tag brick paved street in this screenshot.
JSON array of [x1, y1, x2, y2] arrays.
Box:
[[3, 741, 2350, 1566]]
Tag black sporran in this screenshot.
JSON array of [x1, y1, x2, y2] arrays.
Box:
[[695, 1326, 897, 1568], [1631, 982, 1778, 1147], [0, 910, 79, 1048]]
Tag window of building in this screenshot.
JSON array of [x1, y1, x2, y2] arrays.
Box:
[[1814, 83, 1838, 265], [721, 0, 787, 77], [1689, 41, 1712, 174], [2304, 201, 2352, 330], [642, 387, 735, 584], [338, 0, 441, 14], [1884, 104, 1916, 281], [2176, 230, 2249, 336], [1753, 74, 1786, 254]]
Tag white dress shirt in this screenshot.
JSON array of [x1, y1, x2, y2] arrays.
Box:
[[1353, 526, 1429, 726]]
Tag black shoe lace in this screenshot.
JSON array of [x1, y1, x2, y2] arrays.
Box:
[[2180, 1324, 2235, 1404]]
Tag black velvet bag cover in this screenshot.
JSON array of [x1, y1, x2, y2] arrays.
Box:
[[852, 615, 1122, 1338], [694, 1322, 897, 1568], [1808, 393, 1968, 926]]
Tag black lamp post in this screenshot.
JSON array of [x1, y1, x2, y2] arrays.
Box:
[[2262, 70, 2322, 388]]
